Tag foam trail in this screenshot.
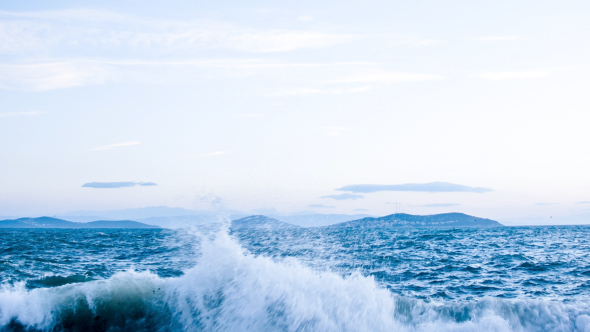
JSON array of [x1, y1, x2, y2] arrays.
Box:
[[0, 224, 589, 331]]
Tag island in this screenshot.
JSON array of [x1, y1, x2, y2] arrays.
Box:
[[326, 213, 502, 228], [231, 215, 301, 229], [0, 217, 160, 228]]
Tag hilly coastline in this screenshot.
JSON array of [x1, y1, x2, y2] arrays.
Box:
[[0, 217, 159, 229], [232, 213, 503, 229], [328, 213, 503, 228], [231, 215, 301, 230], [0, 213, 503, 229]]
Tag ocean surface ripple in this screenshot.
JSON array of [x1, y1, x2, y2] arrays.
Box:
[[1, 224, 589, 331]]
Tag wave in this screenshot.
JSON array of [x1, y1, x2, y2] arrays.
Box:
[[1, 226, 589, 331]]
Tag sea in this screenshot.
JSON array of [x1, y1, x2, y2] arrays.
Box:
[[1, 221, 589, 331]]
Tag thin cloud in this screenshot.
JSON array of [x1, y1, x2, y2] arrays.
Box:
[[420, 203, 461, 207], [239, 114, 262, 117], [576, 201, 590, 204], [471, 71, 550, 80], [0, 111, 43, 117], [322, 193, 364, 200], [391, 36, 443, 47], [0, 62, 111, 91], [0, 59, 376, 91], [269, 86, 372, 97], [0, 9, 127, 22], [325, 71, 443, 84], [412, 39, 442, 46], [297, 16, 314, 21], [475, 36, 520, 41], [308, 204, 335, 208], [317, 126, 352, 137], [82, 181, 157, 188], [224, 30, 358, 53], [353, 208, 369, 212], [337, 182, 492, 193], [92, 141, 140, 151], [535, 203, 558, 206], [197, 151, 227, 157], [99, 59, 374, 69], [0, 9, 358, 54]]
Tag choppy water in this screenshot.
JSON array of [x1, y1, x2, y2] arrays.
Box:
[[1, 223, 590, 331]]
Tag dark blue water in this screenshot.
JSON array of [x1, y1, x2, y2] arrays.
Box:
[[1, 224, 589, 331]]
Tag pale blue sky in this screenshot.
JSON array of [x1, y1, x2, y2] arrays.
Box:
[[1, 0, 590, 220]]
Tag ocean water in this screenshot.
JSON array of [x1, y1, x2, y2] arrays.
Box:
[[1, 223, 590, 331]]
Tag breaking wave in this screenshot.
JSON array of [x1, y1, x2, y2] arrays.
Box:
[[1, 227, 589, 332]]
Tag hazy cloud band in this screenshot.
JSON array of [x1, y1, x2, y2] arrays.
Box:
[[337, 182, 492, 193], [82, 182, 157, 188]]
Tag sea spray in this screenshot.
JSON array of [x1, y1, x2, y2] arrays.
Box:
[[164, 226, 400, 331]]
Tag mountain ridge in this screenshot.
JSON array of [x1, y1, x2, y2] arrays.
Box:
[[268, 214, 371, 227], [327, 212, 503, 228], [0, 213, 503, 229], [231, 215, 301, 229], [0, 217, 159, 229]]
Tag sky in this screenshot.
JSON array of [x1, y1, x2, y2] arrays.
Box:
[[1, 0, 590, 221]]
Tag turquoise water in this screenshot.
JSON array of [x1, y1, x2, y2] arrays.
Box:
[[1, 224, 589, 331]]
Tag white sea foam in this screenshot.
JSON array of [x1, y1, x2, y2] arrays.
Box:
[[0, 225, 589, 331]]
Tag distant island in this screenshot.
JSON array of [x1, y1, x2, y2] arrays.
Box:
[[231, 213, 502, 229], [231, 215, 301, 229], [0, 217, 159, 229], [0, 213, 502, 229], [328, 213, 503, 228], [267, 214, 371, 227]]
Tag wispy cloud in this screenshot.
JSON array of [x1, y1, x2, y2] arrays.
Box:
[[535, 203, 558, 206], [0, 9, 358, 55], [239, 114, 262, 117], [297, 16, 314, 21], [475, 36, 520, 42], [325, 71, 443, 84], [411, 39, 442, 46], [390, 35, 443, 47], [337, 182, 492, 193], [317, 126, 352, 137], [0, 10, 440, 94], [471, 71, 550, 80], [0, 111, 43, 117], [420, 203, 461, 207], [0, 59, 376, 91], [94, 59, 373, 69], [92, 141, 140, 151], [82, 181, 157, 188], [576, 201, 590, 204], [269, 86, 372, 97], [353, 208, 368, 212], [0, 62, 110, 91], [266, 69, 442, 98], [197, 151, 228, 157], [308, 204, 335, 208], [322, 193, 364, 200]]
